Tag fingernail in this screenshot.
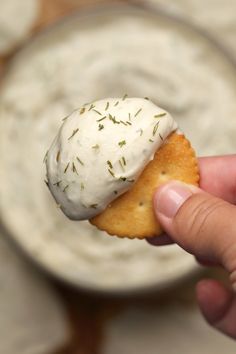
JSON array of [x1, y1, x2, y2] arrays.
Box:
[[154, 181, 194, 219]]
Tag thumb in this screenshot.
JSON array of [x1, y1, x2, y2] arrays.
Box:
[[153, 181, 236, 280]]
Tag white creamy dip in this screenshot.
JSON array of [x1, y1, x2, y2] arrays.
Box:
[[0, 7, 236, 291], [46, 98, 177, 219], [0, 0, 39, 55]]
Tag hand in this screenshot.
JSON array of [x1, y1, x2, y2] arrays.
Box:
[[149, 155, 236, 339]]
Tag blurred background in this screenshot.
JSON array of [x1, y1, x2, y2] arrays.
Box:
[[0, 0, 236, 353]]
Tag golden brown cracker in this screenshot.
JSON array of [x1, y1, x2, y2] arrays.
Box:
[[90, 133, 199, 239]]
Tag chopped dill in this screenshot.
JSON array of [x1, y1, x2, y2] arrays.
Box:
[[120, 120, 127, 126], [76, 157, 84, 166], [108, 169, 115, 177], [93, 109, 102, 115], [43, 150, 48, 163], [98, 124, 104, 131], [72, 162, 78, 174], [109, 114, 120, 124], [90, 204, 98, 209], [138, 128, 143, 136], [97, 116, 106, 122], [68, 128, 79, 140], [105, 102, 109, 111], [119, 177, 126, 182], [56, 151, 60, 162], [122, 94, 128, 100], [159, 133, 163, 141], [107, 160, 113, 169], [149, 139, 154, 143], [64, 162, 70, 173], [118, 140, 126, 148], [122, 156, 126, 166], [63, 185, 69, 192], [154, 113, 167, 118], [88, 103, 95, 111], [119, 160, 125, 171], [92, 144, 100, 150], [114, 101, 119, 106], [134, 108, 142, 117], [80, 107, 86, 115], [153, 122, 159, 136], [53, 180, 62, 187]]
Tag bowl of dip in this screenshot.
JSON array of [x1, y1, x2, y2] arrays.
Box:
[[0, 2, 236, 295]]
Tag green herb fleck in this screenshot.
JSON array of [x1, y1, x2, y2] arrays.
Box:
[[128, 113, 131, 121], [144, 97, 149, 100], [118, 140, 126, 148], [88, 104, 95, 111], [119, 177, 126, 182], [64, 162, 70, 173], [122, 94, 128, 100], [114, 101, 119, 106], [72, 162, 78, 174], [126, 121, 132, 126], [122, 156, 126, 166], [134, 108, 142, 117], [153, 122, 159, 136], [98, 124, 104, 131], [154, 113, 167, 118], [105, 102, 109, 111], [159, 133, 163, 141], [56, 151, 60, 162], [92, 144, 100, 150], [68, 128, 79, 140], [53, 180, 62, 187], [138, 129, 143, 136], [120, 120, 127, 126], [63, 185, 69, 192], [76, 157, 84, 166], [90, 204, 98, 209], [107, 160, 113, 169], [80, 107, 86, 115], [149, 139, 154, 143], [93, 109, 102, 115], [43, 150, 48, 163], [97, 116, 106, 122], [119, 160, 125, 171], [62, 115, 69, 121], [108, 169, 115, 177], [109, 114, 120, 124]]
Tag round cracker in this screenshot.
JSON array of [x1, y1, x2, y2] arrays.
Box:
[[89, 133, 199, 239]]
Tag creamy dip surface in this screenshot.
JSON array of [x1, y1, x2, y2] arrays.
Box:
[[1, 7, 236, 290], [46, 98, 177, 220], [0, 0, 39, 55]]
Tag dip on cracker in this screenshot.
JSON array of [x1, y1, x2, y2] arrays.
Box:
[[45, 97, 199, 238]]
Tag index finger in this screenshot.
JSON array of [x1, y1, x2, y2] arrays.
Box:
[[199, 155, 236, 204]]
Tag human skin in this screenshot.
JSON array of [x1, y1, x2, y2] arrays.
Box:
[[149, 156, 236, 339]]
